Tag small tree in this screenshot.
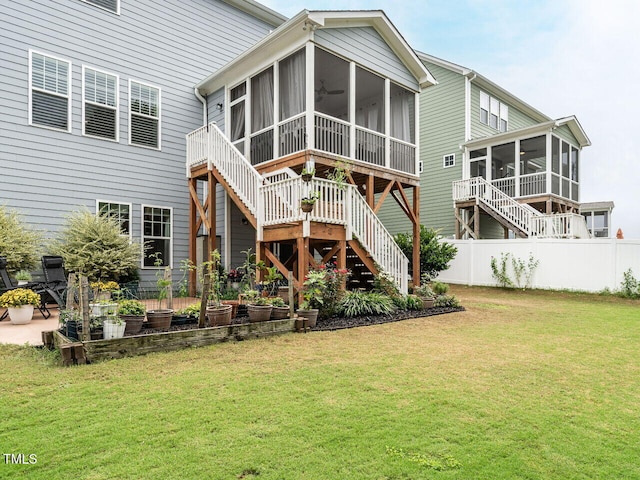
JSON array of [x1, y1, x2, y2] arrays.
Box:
[[49, 208, 141, 282], [0, 206, 42, 273], [394, 226, 457, 281]]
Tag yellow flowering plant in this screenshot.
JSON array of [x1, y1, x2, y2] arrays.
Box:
[[0, 288, 41, 308], [90, 280, 120, 292]]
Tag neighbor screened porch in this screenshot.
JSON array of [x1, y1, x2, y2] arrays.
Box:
[[227, 44, 419, 176]]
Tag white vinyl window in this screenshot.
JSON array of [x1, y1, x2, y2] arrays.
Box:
[[97, 200, 131, 239], [443, 153, 455, 168], [83, 67, 118, 141], [142, 205, 172, 268], [29, 50, 71, 132], [479, 90, 508, 132], [129, 81, 160, 149], [81, 0, 120, 14]]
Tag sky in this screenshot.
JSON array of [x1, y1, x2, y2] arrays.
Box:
[[259, 0, 640, 238]]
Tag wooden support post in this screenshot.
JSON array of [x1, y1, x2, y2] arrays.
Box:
[[412, 185, 420, 287], [188, 177, 197, 297], [473, 204, 480, 239], [337, 239, 347, 289], [288, 271, 295, 317], [207, 171, 216, 258], [366, 174, 375, 208], [297, 237, 308, 304], [79, 276, 90, 343], [454, 207, 461, 240], [66, 273, 78, 310]]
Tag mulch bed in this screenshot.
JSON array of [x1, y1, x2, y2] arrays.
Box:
[[312, 306, 466, 331]]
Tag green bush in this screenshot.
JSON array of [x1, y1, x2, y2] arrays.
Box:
[[394, 226, 457, 281], [405, 295, 424, 311], [0, 206, 42, 273], [337, 291, 396, 318], [432, 281, 449, 295], [619, 269, 639, 299], [48, 208, 141, 282], [433, 294, 460, 308]]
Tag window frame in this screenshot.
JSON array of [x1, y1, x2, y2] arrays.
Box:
[[28, 49, 72, 133], [82, 65, 119, 142], [80, 0, 121, 15], [96, 200, 132, 240], [141, 204, 173, 269], [443, 153, 456, 168], [479, 90, 508, 132], [129, 79, 161, 150]]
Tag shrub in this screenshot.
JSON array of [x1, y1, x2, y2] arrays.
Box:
[[433, 294, 460, 308], [337, 291, 396, 317], [0, 206, 42, 273], [392, 295, 407, 310], [49, 209, 140, 282], [394, 226, 457, 281], [405, 295, 424, 311], [373, 271, 401, 298], [432, 281, 449, 295], [619, 269, 639, 299], [414, 283, 435, 298], [301, 264, 349, 318], [117, 299, 146, 316]]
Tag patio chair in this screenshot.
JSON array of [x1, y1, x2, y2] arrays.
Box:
[[41, 255, 68, 308], [0, 256, 51, 320]]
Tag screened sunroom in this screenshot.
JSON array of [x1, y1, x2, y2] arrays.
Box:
[[463, 117, 590, 207], [225, 44, 420, 175]]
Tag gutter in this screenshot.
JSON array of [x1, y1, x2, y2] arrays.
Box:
[[194, 87, 207, 126]]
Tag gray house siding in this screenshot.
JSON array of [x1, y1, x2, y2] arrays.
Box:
[[0, 0, 275, 283], [314, 27, 418, 91]]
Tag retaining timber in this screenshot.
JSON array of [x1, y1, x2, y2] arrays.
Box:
[[48, 318, 296, 365]]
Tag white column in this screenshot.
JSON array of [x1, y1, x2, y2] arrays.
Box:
[[305, 43, 315, 150], [545, 133, 552, 195], [273, 60, 279, 160], [384, 78, 390, 169], [514, 139, 520, 197], [349, 62, 356, 160]]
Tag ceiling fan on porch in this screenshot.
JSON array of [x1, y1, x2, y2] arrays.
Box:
[[315, 80, 344, 102]]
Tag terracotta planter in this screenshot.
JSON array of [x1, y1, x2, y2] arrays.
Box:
[[206, 305, 233, 326], [146, 309, 173, 331], [221, 300, 239, 318], [296, 308, 319, 328], [122, 314, 145, 335], [8, 305, 34, 325], [270, 306, 290, 320], [247, 304, 272, 322]]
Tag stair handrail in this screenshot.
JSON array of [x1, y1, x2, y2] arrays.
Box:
[[347, 184, 409, 295]]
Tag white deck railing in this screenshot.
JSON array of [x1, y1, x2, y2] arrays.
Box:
[[453, 177, 591, 239], [519, 172, 546, 197]]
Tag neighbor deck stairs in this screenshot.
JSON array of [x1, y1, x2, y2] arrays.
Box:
[[452, 177, 590, 239]]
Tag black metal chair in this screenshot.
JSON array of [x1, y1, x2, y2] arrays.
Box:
[[40, 256, 68, 308], [0, 256, 51, 320]]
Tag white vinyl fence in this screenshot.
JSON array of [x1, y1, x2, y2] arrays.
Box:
[[437, 238, 640, 293]]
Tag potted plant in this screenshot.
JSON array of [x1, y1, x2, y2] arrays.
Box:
[[296, 270, 325, 327], [201, 250, 233, 326], [103, 315, 126, 340], [59, 308, 82, 340], [0, 288, 40, 324], [118, 299, 146, 335], [301, 166, 315, 182], [260, 266, 283, 297], [227, 268, 243, 290], [146, 253, 173, 331], [179, 302, 201, 324], [15, 270, 32, 286], [269, 296, 289, 320], [245, 289, 272, 322], [300, 191, 320, 213], [414, 283, 435, 309]]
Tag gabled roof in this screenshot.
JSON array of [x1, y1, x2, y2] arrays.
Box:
[[197, 10, 436, 96], [223, 0, 288, 27], [463, 116, 591, 149]]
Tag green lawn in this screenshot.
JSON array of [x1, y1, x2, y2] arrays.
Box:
[[1, 286, 639, 479]]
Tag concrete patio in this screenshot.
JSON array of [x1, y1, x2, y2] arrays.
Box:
[[0, 307, 60, 346]]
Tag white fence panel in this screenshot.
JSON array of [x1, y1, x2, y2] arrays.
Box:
[[437, 238, 640, 292]]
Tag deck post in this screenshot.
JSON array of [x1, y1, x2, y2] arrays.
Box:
[[412, 185, 420, 287], [188, 177, 198, 296], [207, 171, 216, 257]]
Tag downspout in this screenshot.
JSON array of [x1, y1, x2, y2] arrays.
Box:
[[194, 87, 207, 126]]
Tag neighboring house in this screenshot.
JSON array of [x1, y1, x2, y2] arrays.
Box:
[[0, 0, 286, 283], [186, 10, 437, 293], [379, 52, 608, 240], [581, 201, 615, 238]]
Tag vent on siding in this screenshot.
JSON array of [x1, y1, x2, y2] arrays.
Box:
[[32, 91, 68, 130], [85, 0, 119, 13], [85, 104, 117, 140]]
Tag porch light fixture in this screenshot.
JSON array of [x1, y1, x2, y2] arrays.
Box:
[[216, 103, 223, 111]]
